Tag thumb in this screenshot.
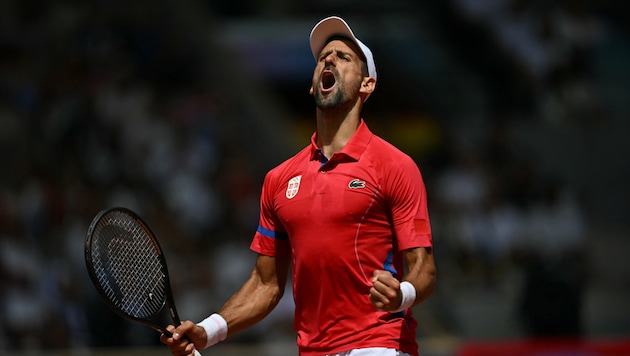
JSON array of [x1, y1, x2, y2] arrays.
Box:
[[372, 269, 380, 283], [166, 325, 181, 341], [372, 269, 387, 283]]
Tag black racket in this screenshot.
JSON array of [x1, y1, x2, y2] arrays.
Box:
[[85, 207, 202, 355]]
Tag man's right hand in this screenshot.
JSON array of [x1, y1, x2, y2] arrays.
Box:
[[160, 320, 206, 356]]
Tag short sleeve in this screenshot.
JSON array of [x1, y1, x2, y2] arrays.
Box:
[[250, 171, 291, 257]]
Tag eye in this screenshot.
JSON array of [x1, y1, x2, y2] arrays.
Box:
[[319, 50, 333, 61], [337, 52, 350, 61]]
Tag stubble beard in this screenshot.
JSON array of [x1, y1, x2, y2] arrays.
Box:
[[314, 76, 362, 111], [314, 87, 346, 110]]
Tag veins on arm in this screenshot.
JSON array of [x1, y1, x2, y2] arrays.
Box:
[[403, 247, 436, 306], [218, 254, 290, 336]]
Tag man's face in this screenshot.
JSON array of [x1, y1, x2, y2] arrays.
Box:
[[310, 38, 366, 110]]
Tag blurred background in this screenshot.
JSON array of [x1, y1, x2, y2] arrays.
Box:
[[1, 0, 629, 355]]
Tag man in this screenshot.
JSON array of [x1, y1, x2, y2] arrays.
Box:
[[161, 16, 436, 356]]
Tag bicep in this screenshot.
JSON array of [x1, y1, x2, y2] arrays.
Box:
[[254, 253, 290, 293]]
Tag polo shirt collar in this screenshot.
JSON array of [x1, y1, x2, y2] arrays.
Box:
[[309, 119, 372, 162]]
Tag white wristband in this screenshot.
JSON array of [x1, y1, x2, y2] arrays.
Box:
[[393, 281, 416, 312], [197, 313, 228, 349]]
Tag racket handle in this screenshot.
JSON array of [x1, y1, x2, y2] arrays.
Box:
[[163, 329, 203, 355]]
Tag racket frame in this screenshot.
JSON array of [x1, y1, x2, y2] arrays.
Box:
[[84, 207, 183, 335]]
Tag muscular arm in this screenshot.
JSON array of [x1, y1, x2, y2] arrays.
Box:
[[403, 246, 436, 306], [370, 247, 436, 311], [162, 254, 290, 355], [220, 253, 290, 336]]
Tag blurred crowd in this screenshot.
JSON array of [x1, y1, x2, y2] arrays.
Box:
[[443, 0, 604, 123], [0, 0, 624, 353], [0, 0, 267, 350], [426, 0, 598, 338]]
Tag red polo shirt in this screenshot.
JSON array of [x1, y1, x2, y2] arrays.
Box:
[[251, 120, 432, 356]]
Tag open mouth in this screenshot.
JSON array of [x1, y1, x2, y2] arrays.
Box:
[[321, 70, 336, 91]]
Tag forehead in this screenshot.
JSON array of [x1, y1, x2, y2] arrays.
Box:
[[320, 37, 363, 58]]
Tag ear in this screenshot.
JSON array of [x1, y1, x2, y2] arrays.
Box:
[[359, 77, 376, 101]]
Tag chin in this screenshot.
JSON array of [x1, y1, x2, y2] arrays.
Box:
[[315, 90, 345, 109]]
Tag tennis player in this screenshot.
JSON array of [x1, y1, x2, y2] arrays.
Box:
[[161, 16, 436, 356]]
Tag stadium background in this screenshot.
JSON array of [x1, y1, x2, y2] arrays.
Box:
[[1, 0, 629, 354]]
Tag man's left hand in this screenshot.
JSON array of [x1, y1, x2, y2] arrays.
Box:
[[369, 270, 402, 311]]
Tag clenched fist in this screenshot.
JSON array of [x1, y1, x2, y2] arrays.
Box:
[[369, 270, 403, 312]]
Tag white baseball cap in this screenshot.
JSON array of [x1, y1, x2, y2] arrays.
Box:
[[309, 16, 377, 81]]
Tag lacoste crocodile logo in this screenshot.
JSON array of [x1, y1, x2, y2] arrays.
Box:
[[348, 179, 366, 189]]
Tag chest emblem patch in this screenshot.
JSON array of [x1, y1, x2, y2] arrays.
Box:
[[286, 175, 302, 199], [348, 179, 366, 189]]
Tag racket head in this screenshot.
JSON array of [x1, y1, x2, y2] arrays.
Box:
[[85, 207, 182, 334]]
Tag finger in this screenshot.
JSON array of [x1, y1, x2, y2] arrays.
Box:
[[370, 286, 389, 304], [166, 325, 183, 341], [372, 269, 396, 284], [185, 343, 197, 356], [369, 290, 389, 310], [171, 323, 192, 342], [160, 326, 176, 344], [373, 278, 399, 298], [169, 340, 192, 356]]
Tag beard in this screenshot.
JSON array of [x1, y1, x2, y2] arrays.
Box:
[[314, 88, 346, 110], [313, 71, 362, 111]]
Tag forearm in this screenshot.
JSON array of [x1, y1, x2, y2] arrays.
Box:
[[218, 271, 284, 336], [404, 247, 436, 307], [215, 254, 289, 337]]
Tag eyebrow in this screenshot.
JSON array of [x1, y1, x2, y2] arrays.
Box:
[[319, 48, 353, 60]]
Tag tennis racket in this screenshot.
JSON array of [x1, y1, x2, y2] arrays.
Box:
[[85, 207, 202, 355]]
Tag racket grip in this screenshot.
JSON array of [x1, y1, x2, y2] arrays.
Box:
[[163, 329, 203, 355]]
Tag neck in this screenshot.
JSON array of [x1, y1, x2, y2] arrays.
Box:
[[315, 101, 362, 158]]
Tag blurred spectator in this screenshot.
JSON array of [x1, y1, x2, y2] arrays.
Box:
[[518, 181, 587, 337], [0, 0, 256, 351]]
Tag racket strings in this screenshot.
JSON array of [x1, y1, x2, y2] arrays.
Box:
[[91, 212, 167, 318]]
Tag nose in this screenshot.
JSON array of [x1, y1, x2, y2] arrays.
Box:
[[323, 52, 335, 66]]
